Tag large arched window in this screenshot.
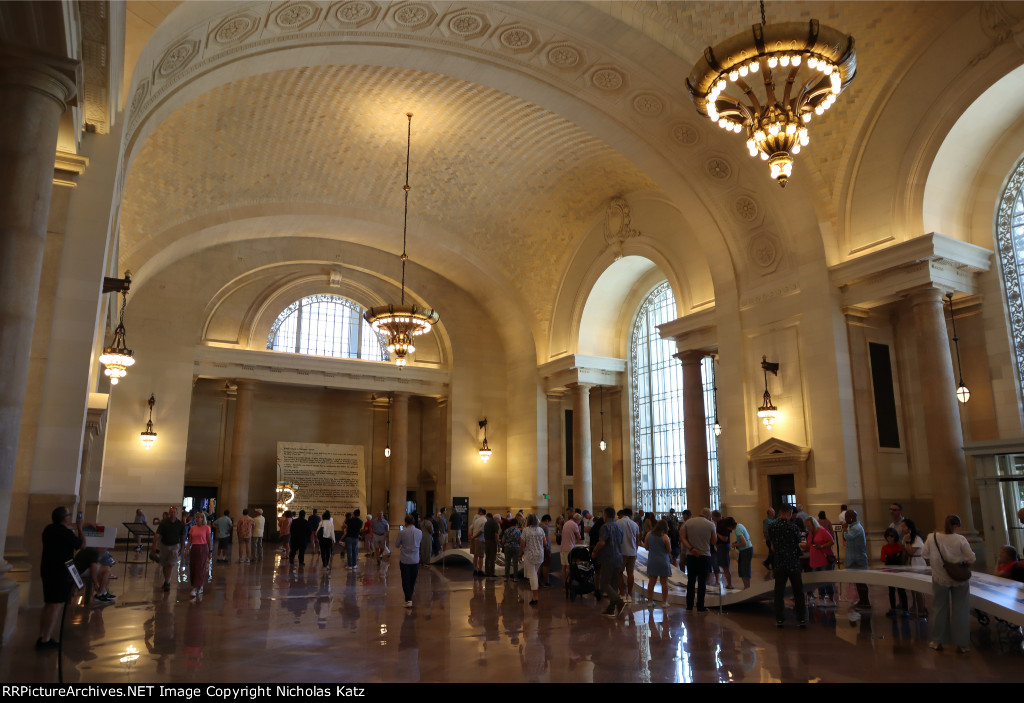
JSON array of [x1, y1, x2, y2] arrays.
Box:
[[630, 281, 720, 512], [267, 295, 388, 361], [997, 155, 1024, 401]]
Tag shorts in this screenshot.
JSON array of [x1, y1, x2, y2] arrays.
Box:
[[561, 549, 577, 567], [42, 566, 72, 604], [623, 555, 637, 574], [218, 537, 231, 551], [373, 534, 387, 549], [471, 540, 483, 557], [159, 543, 181, 568]]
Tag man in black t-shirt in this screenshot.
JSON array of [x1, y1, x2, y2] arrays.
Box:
[[344, 509, 363, 570], [308, 509, 321, 557], [289, 510, 311, 567], [768, 504, 806, 628], [38, 506, 82, 648]]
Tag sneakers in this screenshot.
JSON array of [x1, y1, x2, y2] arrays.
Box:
[[798, 620, 807, 629], [404, 601, 413, 608], [929, 641, 943, 651], [95, 592, 116, 602], [602, 606, 617, 617]]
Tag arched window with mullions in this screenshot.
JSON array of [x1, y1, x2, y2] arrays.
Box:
[[267, 294, 388, 362], [630, 281, 721, 513], [997, 155, 1024, 402]]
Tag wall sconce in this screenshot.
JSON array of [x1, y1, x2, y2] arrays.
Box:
[[598, 386, 607, 451], [712, 356, 722, 437], [99, 271, 134, 385], [478, 419, 492, 463], [384, 395, 392, 458], [757, 356, 779, 430], [945, 292, 970, 403], [140, 394, 157, 449]]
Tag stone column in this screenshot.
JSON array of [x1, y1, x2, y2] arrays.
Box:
[[389, 392, 410, 528], [435, 397, 449, 509], [570, 383, 594, 513], [546, 392, 563, 517], [910, 287, 977, 538], [226, 380, 255, 514], [0, 52, 78, 644], [609, 386, 625, 508], [679, 350, 711, 512]]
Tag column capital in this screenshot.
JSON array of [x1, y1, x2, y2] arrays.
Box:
[[0, 50, 79, 113], [233, 378, 257, 391], [906, 284, 955, 311], [674, 349, 708, 365]]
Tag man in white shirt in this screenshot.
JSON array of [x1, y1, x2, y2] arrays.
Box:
[[252, 508, 266, 562], [470, 508, 487, 576], [394, 515, 422, 607], [561, 512, 581, 582], [617, 508, 640, 603]]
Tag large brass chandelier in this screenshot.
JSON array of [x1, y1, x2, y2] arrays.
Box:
[[686, 1, 856, 187], [364, 114, 439, 368]]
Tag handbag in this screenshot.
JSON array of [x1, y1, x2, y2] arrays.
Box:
[[936, 535, 971, 581]]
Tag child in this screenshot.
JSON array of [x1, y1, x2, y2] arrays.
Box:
[[881, 528, 909, 616], [995, 545, 1024, 583]]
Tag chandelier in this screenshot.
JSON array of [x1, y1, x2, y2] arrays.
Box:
[[686, 1, 856, 187], [99, 281, 135, 385], [364, 114, 439, 368]]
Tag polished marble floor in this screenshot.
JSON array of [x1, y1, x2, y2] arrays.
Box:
[[4, 549, 1023, 683]]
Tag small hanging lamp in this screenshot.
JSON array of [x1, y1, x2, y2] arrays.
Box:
[[598, 386, 607, 451], [140, 394, 157, 449], [945, 292, 970, 403], [757, 356, 779, 430], [478, 419, 492, 463]]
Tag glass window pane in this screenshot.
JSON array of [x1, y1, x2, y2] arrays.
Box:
[[267, 295, 388, 361]]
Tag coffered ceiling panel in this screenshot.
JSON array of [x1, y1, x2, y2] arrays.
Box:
[[119, 63, 658, 329]]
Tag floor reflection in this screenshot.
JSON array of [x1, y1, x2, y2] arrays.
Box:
[[5, 552, 1023, 683]]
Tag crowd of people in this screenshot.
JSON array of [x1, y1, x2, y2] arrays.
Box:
[[36, 498, 1024, 653]]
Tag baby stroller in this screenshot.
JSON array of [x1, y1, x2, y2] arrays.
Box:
[[565, 546, 596, 602]]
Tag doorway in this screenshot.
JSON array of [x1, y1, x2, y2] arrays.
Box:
[[769, 474, 796, 511]]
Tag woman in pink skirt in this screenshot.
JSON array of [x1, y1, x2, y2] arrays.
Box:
[[189, 512, 212, 597]]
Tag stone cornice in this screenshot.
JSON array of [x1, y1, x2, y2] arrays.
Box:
[[829, 232, 992, 308], [193, 345, 449, 396], [539, 353, 625, 392], [657, 307, 717, 352]]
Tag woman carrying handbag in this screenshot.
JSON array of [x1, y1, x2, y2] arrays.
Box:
[[921, 514, 976, 653]]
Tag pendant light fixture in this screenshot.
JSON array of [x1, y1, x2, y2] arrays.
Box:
[[99, 271, 135, 385], [139, 394, 157, 449], [384, 395, 392, 458], [363, 114, 440, 368], [598, 386, 607, 452], [757, 356, 779, 430], [946, 292, 970, 403], [712, 356, 722, 437], [478, 419, 492, 463]]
